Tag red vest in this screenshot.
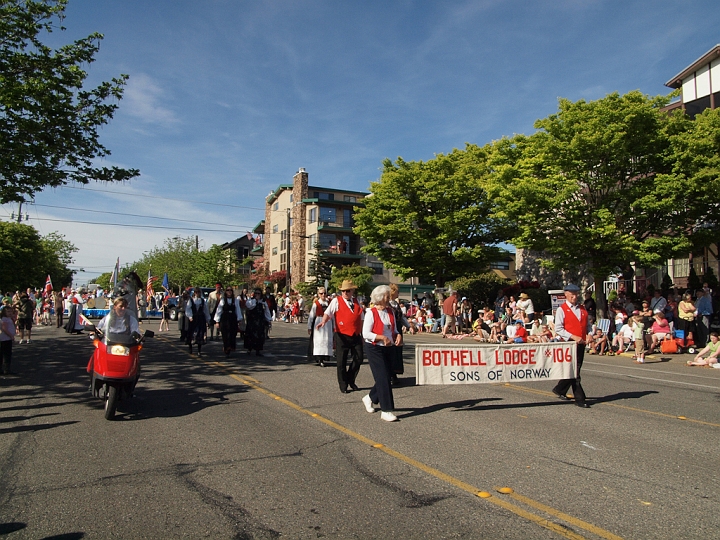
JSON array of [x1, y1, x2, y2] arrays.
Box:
[[314, 300, 325, 318], [370, 307, 396, 341], [560, 302, 588, 339], [335, 298, 362, 336]]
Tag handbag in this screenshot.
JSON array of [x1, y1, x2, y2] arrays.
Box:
[[660, 336, 678, 354]]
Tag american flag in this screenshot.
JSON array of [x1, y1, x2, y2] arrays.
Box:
[[146, 271, 158, 303]]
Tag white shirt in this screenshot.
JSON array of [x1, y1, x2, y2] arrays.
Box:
[[362, 307, 394, 345], [97, 310, 139, 334], [214, 297, 244, 322], [185, 296, 211, 320]]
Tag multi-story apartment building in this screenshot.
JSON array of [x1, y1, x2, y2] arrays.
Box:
[[264, 168, 371, 292]]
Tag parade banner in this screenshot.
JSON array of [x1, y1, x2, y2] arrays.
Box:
[[415, 342, 577, 385]]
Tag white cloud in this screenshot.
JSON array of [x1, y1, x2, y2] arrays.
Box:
[[123, 73, 180, 126]]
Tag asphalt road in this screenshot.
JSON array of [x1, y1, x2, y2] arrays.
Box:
[[1, 320, 718, 539]]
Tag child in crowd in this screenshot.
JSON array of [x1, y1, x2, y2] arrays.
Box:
[[589, 328, 608, 355], [632, 312, 646, 363]]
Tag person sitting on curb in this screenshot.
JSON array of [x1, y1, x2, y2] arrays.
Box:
[[687, 332, 720, 367]]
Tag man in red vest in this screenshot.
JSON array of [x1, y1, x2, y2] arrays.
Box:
[[552, 283, 591, 408], [316, 280, 364, 393]]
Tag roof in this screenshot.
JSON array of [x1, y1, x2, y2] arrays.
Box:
[[665, 44, 720, 89], [252, 220, 265, 234]]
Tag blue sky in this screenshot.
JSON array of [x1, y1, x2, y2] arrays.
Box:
[[2, 0, 719, 286]]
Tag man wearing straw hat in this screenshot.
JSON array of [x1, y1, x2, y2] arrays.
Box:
[[316, 280, 364, 393]]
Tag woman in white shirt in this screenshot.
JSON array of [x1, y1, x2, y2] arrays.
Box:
[[214, 286, 244, 357], [0, 306, 17, 375], [360, 285, 403, 422]]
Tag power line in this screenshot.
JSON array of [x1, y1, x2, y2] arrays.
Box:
[[32, 203, 259, 229], [62, 185, 266, 211], [28, 216, 249, 233]]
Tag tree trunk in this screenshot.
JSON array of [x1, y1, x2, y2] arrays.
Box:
[[594, 275, 607, 321]]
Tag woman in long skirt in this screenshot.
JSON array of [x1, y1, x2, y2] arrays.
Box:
[[214, 286, 244, 357], [244, 288, 272, 356], [307, 287, 333, 366], [185, 287, 210, 356]]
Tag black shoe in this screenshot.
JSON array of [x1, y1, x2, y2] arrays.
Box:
[[339, 385, 349, 394], [188, 344, 193, 354], [575, 402, 590, 408], [349, 383, 359, 391], [390, 374, 400, 386], [318, 361, 325, 367], [552, 389, 570, 401], [256, 351, 263, 357]]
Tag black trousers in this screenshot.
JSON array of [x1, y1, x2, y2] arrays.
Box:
[[365, 342, 395, 412], [335, 332, 362, 390], [552, 343, 586, 404], [1, 340, 12, 373]]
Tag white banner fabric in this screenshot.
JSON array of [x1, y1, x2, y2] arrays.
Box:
[[415, 342, 577, 385]]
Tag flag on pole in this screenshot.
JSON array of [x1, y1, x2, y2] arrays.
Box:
[[110, 257, 120, 288], [146, 270, 158, 303], [162, 273, 169, 296], [45, 275, 53, 296]]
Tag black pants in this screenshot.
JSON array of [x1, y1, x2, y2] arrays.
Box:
[[552, 343, 586, 404], [335, 332, 362, 391], [365, 343, 395, 412], [696, 316, 710, 348], [1, 340, 12, 374]]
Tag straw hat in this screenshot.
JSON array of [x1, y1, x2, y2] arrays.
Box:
[[519, 293, 530, 299], [338, 280, 357, 291]]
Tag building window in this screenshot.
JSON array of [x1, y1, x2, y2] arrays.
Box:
[[313, 191, 334, 201], [309, 208, 317, 223], [241, 247, 249, 259], [281, 229, 287, 251], [280, 253, 286, 266], [368, 262, 384, 275], [273, 224, 278, 233], [307, 234, 317, 249], [319, 233, 336, 250], [290, 194, 293, 202], [344, 195, 356, 202], [343, 209, 353, 228], [273, 202, 279, 211], [272, 247, 278, 256], [490, 261, 510, 270], [319, 207, 336, 223]]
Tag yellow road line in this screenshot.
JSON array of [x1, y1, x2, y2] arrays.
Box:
[[502, 384, 720, 428], [154, 336, 623, 540]]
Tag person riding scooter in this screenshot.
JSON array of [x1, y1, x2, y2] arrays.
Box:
[[97, 297, 140, 336]]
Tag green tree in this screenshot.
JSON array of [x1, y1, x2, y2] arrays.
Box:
[[354, 146, 507, 287], [448, 272, 510, 311], [0, 222, 75, 291], [307, 242, 332, 287], [329, 265, 374, 297], [663, 107, 720, 276], [489, 91, 691, 316], [39, 231, 77, 287], [0, 0, 139, 203]]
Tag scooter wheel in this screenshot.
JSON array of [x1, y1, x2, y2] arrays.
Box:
[[104, 385, 119, 420], [687, 347, 696, 355]]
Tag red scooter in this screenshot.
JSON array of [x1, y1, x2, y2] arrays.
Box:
[[86, 324, 153, 420]]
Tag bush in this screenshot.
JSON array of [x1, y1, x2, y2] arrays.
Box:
[[702, 267, 719, 292], [448, 273, 511, 310]]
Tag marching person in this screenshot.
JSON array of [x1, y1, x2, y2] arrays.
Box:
[[53, 289, 65, 328], [177, 290, 189, 342], [185, 287, 210, 356], [551, 283, 591, 408], [361, 285, 402, 422], [214, 286, 244, 357], [307, 287, 333, 367], [316, 280, 364, 394], [207, 282, 223, 341], [244, 288, 272, 356], [388, 283, 408, 385]]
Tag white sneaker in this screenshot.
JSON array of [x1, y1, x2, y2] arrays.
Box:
[[362, 394, 375, 413], [380, 411, 397, 422], [712, 363, 720, 369]]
